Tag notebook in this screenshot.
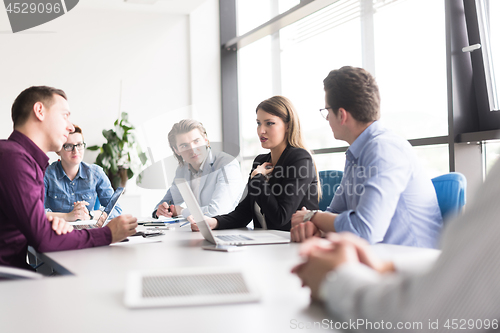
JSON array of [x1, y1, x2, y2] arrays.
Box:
[[124, 266, 260, 308], [69, 187, 124, 230], [175, 179, 290, 246]]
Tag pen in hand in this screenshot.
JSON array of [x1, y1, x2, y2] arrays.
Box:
[[157, 200, 175, 219], [168, 200, 179, 217]]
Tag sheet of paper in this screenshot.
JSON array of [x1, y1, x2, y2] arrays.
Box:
[[110, 236, 163, 246], [137, 216, 187, 224]]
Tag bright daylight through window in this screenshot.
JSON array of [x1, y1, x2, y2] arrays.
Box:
[[237, 0, 448, 178]]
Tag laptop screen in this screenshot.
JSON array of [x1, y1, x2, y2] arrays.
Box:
[[97, 187, 124, 227], [174, 179, 217, 244]]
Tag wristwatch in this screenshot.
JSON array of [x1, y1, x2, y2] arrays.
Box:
[[303, 210, 319, 222]]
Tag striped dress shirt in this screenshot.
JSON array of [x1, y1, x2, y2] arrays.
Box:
[[320, 159, 500, 332]]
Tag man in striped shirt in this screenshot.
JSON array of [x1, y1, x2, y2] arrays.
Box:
[[293, 159, 500, 332]]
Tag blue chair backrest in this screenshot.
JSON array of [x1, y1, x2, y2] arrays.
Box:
[[318, 170, 344, 211], [431, 172, 467, 222], [94, 196, 101, 210]]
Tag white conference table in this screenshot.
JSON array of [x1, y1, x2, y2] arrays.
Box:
[[0, 224, 440, 333]]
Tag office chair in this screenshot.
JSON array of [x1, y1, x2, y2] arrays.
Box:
[[0, 265, 43, 281], [431, 172, 467, 222], [318, 170, 344, 211]]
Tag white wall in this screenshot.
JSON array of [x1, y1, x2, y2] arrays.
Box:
[[189, 0, 222, 142], [137, 0, 222, 216], [0, 0, 222, 216]]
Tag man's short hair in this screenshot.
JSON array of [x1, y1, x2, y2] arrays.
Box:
[[168, 119, 208, 165], [11, 86, 67, 128], [323, 66, 380, 123]]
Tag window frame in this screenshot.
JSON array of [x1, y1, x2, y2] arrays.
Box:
[[219, 0, 500, 175]]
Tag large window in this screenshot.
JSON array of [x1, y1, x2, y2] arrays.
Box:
[[237, 0, 300, 36], [235, 0, 449, 176], [373, 0, 447, 140], [280, 1, 362, 150], [485, 140, 500, 174], [464, 0, 500, 115], [238, 36, 273, 159], [486, 0, 500, 111]]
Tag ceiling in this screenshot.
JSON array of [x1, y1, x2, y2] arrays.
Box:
[[77, 0, 209, 14]]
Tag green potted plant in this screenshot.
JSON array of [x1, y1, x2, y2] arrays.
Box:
[[88, 112, 148, 190]]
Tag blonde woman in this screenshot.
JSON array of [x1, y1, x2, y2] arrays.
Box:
[[191, 96, 319, 232]]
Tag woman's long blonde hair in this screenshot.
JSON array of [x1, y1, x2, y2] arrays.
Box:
[[256, 96, 321, 199]]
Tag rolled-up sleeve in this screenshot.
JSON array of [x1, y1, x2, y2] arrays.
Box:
[[333, 140, 412, 243], [2, 152, 112, 255]]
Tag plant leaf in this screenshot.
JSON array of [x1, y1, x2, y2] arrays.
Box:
[[103, 129, 116, 141], [91, 111, 148, 185], [103, 143, 115, 160], [110, 157, 118, 174], [116, 125, 124, 141], [138, 152, 148, 165]]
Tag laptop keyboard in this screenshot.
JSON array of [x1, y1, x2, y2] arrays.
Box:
[[73, 224, 97, 230], [142, 272, 250, 298], [215, 234, 253, 242]]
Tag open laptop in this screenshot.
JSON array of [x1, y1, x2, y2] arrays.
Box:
[[175, 179, 290, 246], [69, 187, 125, 230]]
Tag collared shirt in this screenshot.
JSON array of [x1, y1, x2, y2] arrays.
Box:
[[328, 121, 443, 248], [215, 145, 319, 231], [188, 152, 209, 200], [319, 155, 500, 332], [44, 161, 122, 219], [0, 131, 111, 270], [153, 149, 243, 218]]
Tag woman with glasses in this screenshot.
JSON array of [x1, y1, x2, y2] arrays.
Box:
[[190, 96, 320, 232], [44, 125, 122, 221]]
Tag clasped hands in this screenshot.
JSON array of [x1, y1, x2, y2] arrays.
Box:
[[46, 200, 90, 235], [67, 200, 91, 221], [47, 200, 106, 235], [292, 232, 395, 300]]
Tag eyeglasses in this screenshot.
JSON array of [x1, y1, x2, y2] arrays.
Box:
[[319, 107, 333, 120], [62, 143, 86, 152]]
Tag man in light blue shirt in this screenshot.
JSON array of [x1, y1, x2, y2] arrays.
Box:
[[290, 66, 442, 248], [152, 119, 243, 219]]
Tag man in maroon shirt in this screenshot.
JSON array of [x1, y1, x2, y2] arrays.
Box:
[[0, 86, 138, 270]]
